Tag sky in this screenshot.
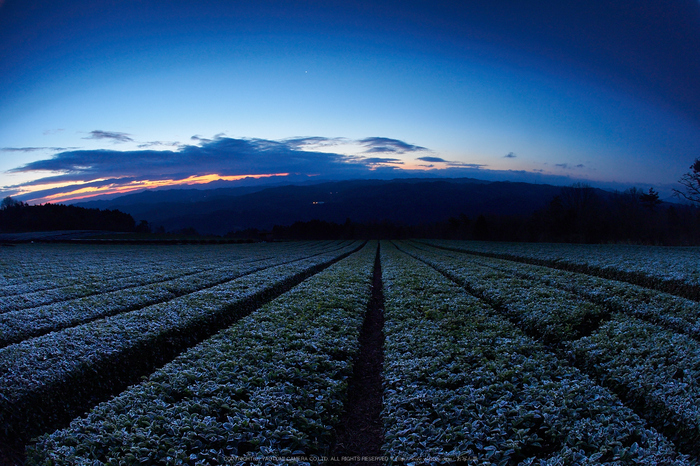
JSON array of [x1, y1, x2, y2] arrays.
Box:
[[1, 0, 700, 204]]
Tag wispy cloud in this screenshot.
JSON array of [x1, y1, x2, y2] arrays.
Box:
[[283, 136, 347, 149], [137, 141, 183, 149], [416, 155, 484, 169], [42, 129, 65, 136], [361, 157, 404, 165], [1, 147, 45, 153], [83, 130, 133, 143], [359, 137, 428, 154], [190, 135, 212, 144], [504, 152, 517, 158], [417, 156, 447, 163], [556, 163, 585, 170], [1, 146, 78, 153], [447, 162, 485, 169]]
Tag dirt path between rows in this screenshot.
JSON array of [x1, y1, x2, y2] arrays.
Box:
[[330, 244, 386, 465]]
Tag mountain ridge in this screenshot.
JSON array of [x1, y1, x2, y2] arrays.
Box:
[[74, 178, 581, 235]]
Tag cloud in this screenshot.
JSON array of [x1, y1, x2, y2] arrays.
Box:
[[9, 137, 387, 187], [504, 152, 517, 158], [42, 129, 65, 135], [359, 137, 428, 154], [137, 141, 184, 149], [83, 130, 133, 143], [283, 137, 347, 149], [1, 147, 78, 153], [2, 136, 396, 201], [555, 163, 585, 170], [415, 155, 483, 169], [360, 157, 404, 165], [190, 135, 212, 144], [417, 156, 447, 163], [447, 162, 485, 169]]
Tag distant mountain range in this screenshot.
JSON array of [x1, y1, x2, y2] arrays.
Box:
[[74, 178, 595, 235]]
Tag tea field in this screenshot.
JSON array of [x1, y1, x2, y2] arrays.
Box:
[[1, 240, 700, 465]]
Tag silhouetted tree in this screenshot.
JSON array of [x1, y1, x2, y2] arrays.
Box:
[[542, 195, 568, 239], [609, 188, 645, 241], [473, 215, 490, 240], [553, 183, 605, 242], [445, 214, 471, 239], [1, 196, 23, 209], [640, 188, 662, 211], [135, 220, 151, 233], [674, 158, 700, 204]]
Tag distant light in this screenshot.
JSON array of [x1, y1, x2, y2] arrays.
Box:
[[312, 201, 325, 205]]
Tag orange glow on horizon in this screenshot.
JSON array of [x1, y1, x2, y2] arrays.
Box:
[[27, 173, 289, 204], [392, 161, 430, 171]]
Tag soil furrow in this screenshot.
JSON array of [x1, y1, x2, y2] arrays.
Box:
[[330, 244, 385, 465]]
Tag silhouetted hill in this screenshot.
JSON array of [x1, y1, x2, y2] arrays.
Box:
[[76, 178, 576, 235]]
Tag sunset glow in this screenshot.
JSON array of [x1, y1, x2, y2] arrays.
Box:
[[26, 173, 289, 204]]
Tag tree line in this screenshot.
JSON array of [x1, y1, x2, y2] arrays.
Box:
[[269, 158, 700, 244], [0, 197, 136, 233], [434, 186, 699, 245], [259, 185, 700, 245]]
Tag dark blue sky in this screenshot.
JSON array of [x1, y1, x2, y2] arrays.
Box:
[[1, 0, 700, 203]]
